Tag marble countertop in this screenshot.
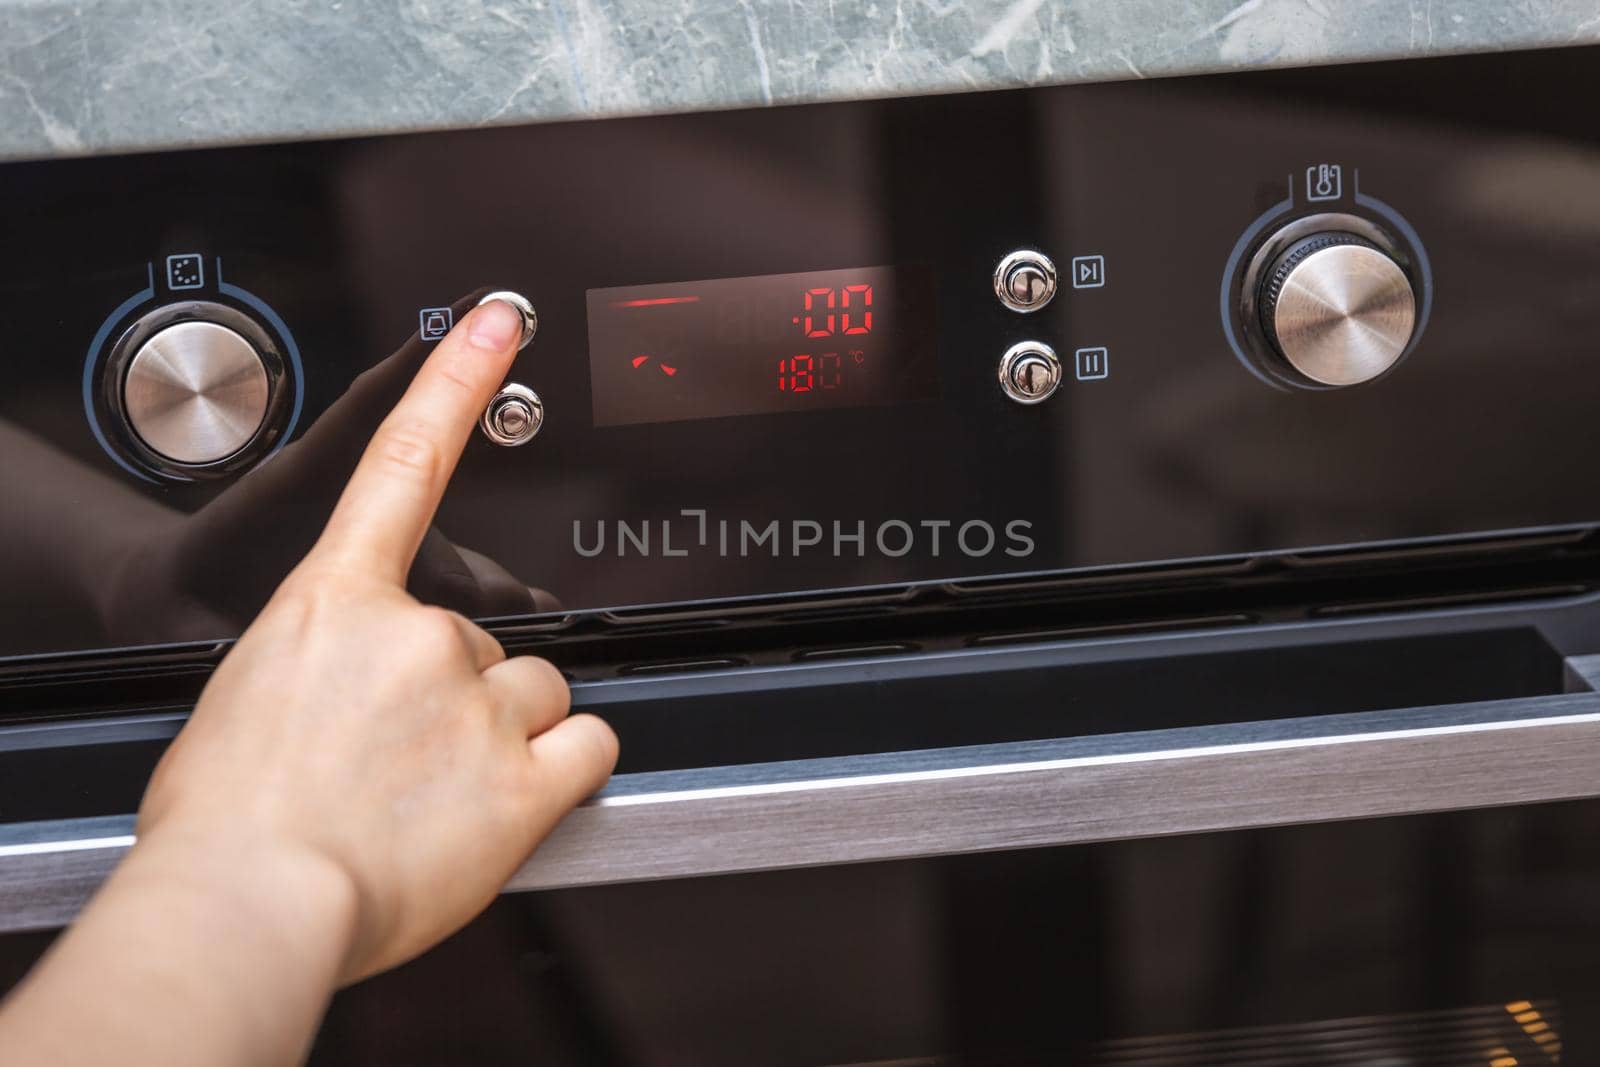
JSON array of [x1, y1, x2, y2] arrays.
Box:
[[2, 0, 1598, 161]]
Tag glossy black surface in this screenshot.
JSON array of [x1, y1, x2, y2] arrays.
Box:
[[2, 46, 1598, 662], [4, 799, 1598, 1063], [1, 623, 1568, 821]]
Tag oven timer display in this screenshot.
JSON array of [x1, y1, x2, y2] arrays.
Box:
[[586, 265, 940, 427]]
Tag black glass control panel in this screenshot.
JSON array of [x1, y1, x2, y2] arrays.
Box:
[[1, 46, 1598, 662]]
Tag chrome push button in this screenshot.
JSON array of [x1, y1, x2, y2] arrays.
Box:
[[475, 290, 544, 446], [477, 290, 539, 350], [993, 250, 1058, 313], [481, 383, 543, 446], [998, 341, 1062, 404]]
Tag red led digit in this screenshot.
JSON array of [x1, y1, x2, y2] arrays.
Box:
[[841, 284, 873, 335], [820, 352, 841, 389], [804, 288, 836, 338], [792, 353, 814, 392], [778, 358, 787, 391]]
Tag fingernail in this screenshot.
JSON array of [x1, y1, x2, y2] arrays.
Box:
[[467, 299, 521, 351]]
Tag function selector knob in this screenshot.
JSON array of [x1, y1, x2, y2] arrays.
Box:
[[1256, 233, 1416, 387], [481, 383, 544, 446], [123, 320, 270, 466], [993, 250, 1058, 313], [101, 301, 290, 479], [998, 341, 1062, 404]]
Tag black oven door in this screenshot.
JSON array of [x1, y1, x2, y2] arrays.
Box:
[[5, 589, 1600, 1064], [4, 801, 1597, 1065]]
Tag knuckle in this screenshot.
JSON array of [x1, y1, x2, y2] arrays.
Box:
[[430, 349, 483, 396], [523, 656, 570, 698], [268, 567, 351, 624], [410, 606, 490, 667], [370, 420, 443, 484], [412, 605, 468, 648]]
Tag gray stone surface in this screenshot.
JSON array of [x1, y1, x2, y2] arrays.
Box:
[[2, 0, 1598, 160]]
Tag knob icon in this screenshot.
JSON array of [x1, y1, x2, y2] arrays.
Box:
[[1307, 163, 1342, 202]]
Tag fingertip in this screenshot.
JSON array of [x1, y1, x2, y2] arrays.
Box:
[[529, 712, 620, 795], [572, 712, 621, 772], [561, 713, 621, 779], [466, 299, 522, 352]]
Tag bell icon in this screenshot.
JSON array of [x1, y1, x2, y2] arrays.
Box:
[[418, 307, 454, 340]]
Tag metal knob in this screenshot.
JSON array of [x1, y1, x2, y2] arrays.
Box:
[[481, 383, 544, 446], [993, 250, 1058, 313], [122, 320, 271, 465], [1259, 234, 1416, 387], [998, 341, 1062, 404]]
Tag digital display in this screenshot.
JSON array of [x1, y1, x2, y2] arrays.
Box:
[[586, 265, 940, 427]]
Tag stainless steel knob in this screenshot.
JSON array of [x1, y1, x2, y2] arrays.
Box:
[[998, 341, 1062, 404], [481, 383, 544, 446], [993, 250, 1058, 313], [477, 291, 539, 350], [1259, 234, 1416, 387], [123, 320, 270, 465]]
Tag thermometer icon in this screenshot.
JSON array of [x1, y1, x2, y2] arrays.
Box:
[[1306, 163, 1342, 202]]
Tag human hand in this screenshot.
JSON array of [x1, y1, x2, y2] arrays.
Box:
[[134, 297, 617, 982], [89, 290, 556, 649]]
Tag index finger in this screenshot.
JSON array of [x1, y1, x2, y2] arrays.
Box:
[[311, 297, 526, 583]]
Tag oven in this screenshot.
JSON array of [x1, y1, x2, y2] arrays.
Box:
[[3, 42, 1600, 1063]]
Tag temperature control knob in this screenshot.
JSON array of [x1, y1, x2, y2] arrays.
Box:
[[1256, 233, 1416, 387]]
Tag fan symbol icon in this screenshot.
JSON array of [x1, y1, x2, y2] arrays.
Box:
[[631, 355, 678, 376]]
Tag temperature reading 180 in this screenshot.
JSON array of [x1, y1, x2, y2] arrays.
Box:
[[586, 265, 938, 427], [779, 351, 869, 392], [781, 284, 872, 393]]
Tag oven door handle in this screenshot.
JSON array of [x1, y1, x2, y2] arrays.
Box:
[[5, 659, 1600, 933], [516, 677, 1600, 892]]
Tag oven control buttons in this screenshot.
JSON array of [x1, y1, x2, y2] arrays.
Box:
[[994, 250, 1058, 313], [478, 290, 539, 349], [475, 290, 543, 445], [998, 341, 1062, 404], [1253, 231, 1416, 387], [481, 383, 544, 446]]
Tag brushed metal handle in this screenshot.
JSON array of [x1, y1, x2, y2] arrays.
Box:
[[5, 681, 1600, 934]]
